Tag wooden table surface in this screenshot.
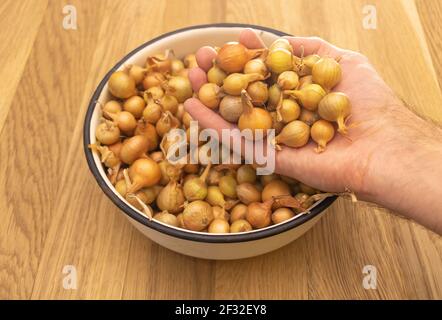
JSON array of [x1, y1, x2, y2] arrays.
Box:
[[1, 0, 441, 300]]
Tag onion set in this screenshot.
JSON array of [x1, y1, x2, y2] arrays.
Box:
[[216, 42, 265, 73], [318, 92, 351, 134], [238, 90, 272, 139]]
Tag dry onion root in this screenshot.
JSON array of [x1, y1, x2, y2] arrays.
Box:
[[95, 35, 352, 234]]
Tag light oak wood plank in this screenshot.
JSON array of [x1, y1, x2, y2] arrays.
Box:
[[0, 0, 48, 132], [0, 0, 116, 299], [415, 0, 442, 88], [30, 0, 148, 299], [214, 239, 309, 299]]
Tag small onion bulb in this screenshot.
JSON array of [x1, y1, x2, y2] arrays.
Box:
[[106, 110, 137, 136], [272, 208, 295, 224], [285, 84, 326, 111], [277, 98, 301, 123], [246, 81, 268, 106], [243, 58, 268, 77], [219, 95, 243, 123], [183, 200, 214, 231], [156, 180, 185, 214], [146, 86, 164, 100], [222, 73, 264, 96], [311, 119, 335, 153], [207, 63, 227, 86], [183, 163, 211, 201], [318, 92, 351, 134], [230, 219, 252, 233], [134, 120, 159, 151], [261, 180, 291, 202], [267, 84, 282, 111], [108, 71, 137, 99], [154, 211, 179, 227], [208, 218, 230, 233], [236, 183, 262, 205], [159, 95, 179, 115], [246, 200, 273, 229], [102, 100, 122, 117], [299, 108, 320, 126], [127, 64, 147, 85], [216, 42, 265, 73], [265, 48, 293, 74], [198, 83, 223, 109], [142, 92, 163, 124], [120, 135, 150, 164], [184, 53, 198, 69], [238, 90, 273, 140], [277, 71, 299, 90], [274, 120, 310, 149], [312, 56, 342, 90], [269, 38, 293, 53], [230, 203, 248, 223], [123, 96, 145, 119], [127, 158, 162, 193], [95, 121, 120, 145], [165, 76, 193, 103], [143, 72, 165, 90], [170, 59, 185, 76]]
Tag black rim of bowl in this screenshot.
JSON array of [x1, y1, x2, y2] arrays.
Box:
[[83, 23, 336, 243]]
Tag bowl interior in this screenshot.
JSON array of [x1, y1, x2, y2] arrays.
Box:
[[86, 25, 335, 239]]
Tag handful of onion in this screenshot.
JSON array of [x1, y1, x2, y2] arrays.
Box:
[[88, 35, 349, 234]]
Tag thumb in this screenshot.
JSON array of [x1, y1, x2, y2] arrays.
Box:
[[188, 67, 208, 92], [183, 98, 236, 135], [284, 36, 345, 58]]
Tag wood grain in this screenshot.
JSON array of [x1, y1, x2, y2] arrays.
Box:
[[0, 1, 48, 131], [415, 0, 442, 88], [0, 0, 441, 300]]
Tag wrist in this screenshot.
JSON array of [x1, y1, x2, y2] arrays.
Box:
[[361, 121, 442, 233]]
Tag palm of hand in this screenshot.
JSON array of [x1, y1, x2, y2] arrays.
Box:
[[278, 46, 402, 195]]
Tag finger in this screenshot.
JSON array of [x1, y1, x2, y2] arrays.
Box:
[[284, 36, 346, 58], [274, 140, 349, 193], [239, 28, 266, 49], [184, 98, 250, 160], [275, 145, 315, 178], [188, 67, 208, 92], [195, 46, 217, 72], [184, 98, 236, 134]]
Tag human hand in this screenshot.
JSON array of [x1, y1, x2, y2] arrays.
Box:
[[184, 29, 402, 195], [184, 29, 442, 233]]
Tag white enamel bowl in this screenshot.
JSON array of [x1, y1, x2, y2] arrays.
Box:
[[83, 23, 336, 260]]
